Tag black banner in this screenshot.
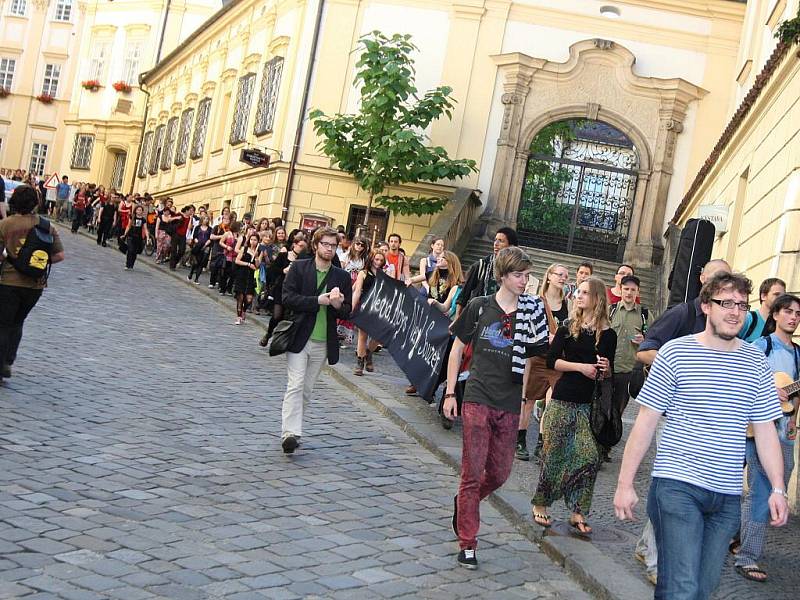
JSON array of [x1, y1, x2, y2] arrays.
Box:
[[351, 270, 451, 401]]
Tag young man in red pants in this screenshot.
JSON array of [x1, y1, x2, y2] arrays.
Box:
[[443, 246, 548, 569]]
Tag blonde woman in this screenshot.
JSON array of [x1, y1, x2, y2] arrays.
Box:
[[541, 263, 570, 326], [531, 277, 617, 535], [426, 251, 463, 316]]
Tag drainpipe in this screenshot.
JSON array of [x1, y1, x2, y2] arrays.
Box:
[[128, 76, 150, 194], [155, 0, 173, 64], [281, 0, 325, 222]]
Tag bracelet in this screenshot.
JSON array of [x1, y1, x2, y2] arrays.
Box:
[[444, 393, 456, 399], [771, 488, 789, 499]]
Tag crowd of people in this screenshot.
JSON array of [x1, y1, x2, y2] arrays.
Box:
[[2, 179, 796, 599]]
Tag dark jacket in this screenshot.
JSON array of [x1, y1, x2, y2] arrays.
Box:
[[282, 257, 352, 364]]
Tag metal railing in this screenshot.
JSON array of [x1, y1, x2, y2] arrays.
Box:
[[410, 188, 482, 266]]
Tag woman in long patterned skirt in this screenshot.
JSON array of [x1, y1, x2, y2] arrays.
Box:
[[531, 277, 616, 535]]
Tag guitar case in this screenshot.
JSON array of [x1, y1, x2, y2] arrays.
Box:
[[667, 218, 715, 308]]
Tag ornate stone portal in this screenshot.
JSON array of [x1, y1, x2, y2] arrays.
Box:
[[484, 39, 705, 267]]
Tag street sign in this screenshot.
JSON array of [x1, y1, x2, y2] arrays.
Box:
[[239, 148, 270, 168], [43, 173, 59, 189]]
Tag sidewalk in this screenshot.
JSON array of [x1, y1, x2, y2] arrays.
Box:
[[74, 226, 800, 599]]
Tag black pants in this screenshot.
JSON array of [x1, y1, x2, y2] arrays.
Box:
[[97, 220, 113, 246], [209, 254, 224, 287], [0, 285, 43, 368], [126, 236, 142, 269], [218, 260, 234, 294], [612, 372, 633, 416], [71, 209, 84, 233], [169, 235, 186, 270], [189, 250, 210, 281]]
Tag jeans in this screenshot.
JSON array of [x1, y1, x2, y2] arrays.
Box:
[[735, 437, 795, 567], [648, 477, 740, 600], [457, 402, 519, 549], [281, 340, 327, 439], [0, 285, 43, 367]]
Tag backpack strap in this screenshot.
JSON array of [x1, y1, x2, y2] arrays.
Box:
[[641, 307, 649, 329], [765, 335, 773, 357], [609, 302, 618, 320], [743, 310, 760, 339]]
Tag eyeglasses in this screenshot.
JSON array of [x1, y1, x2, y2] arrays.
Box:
[[710, 298, 750, 312], [318, 241, 337, 249], [354, 241, 365, 246], [501, 314, 513, 340]]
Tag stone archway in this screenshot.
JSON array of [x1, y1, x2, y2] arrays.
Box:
[[484, 39, 706, 267]]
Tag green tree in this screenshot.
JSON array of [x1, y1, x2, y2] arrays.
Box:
[[310, 32, 477, 227]]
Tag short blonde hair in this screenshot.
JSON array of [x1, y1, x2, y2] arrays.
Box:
[[493, 247, 531, 280]]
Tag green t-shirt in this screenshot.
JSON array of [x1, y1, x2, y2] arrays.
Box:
[[310, 268, 329, 342]]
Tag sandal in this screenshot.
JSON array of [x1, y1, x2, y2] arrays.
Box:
[[532, 511, 552, 528], [569, 517, 592, 536], [735, 565, 767, 583]]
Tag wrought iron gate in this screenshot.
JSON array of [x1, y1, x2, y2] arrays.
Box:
[[517, 121, 639, 262]]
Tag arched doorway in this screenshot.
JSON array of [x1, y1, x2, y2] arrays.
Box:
[[517, 119, 639, 262]]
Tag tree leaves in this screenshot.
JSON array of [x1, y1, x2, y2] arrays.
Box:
[[310, 31, 477, 222]]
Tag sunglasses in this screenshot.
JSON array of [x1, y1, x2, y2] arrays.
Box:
[[501, 314, 513, 340]]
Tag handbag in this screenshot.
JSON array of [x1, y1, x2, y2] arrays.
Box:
[[589, 373, 622, 447], [269, 269, 332, 357]]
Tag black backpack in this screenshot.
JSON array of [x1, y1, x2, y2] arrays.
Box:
[[7, 216, 54, 280]]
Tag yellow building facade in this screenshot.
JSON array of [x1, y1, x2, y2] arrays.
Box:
[[134, 0, 747, 259], [55, 0, 221, 190], [0, 0, 86, 176], [673, 0, 800, 295]]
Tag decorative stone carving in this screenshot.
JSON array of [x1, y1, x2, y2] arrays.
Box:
[[487, 39, 707, 267]]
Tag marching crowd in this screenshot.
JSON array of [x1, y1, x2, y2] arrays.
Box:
[[1, 181, 797, 599]]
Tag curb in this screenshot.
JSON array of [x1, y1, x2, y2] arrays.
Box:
[[68, 225, 649, 599]]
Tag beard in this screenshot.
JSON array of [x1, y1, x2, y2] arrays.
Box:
[[709, 319, 740, 341]]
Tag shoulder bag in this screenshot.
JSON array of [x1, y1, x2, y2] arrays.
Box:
[[269, 269, 331, 357]]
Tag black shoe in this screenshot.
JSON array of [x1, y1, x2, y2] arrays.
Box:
[[282, 435, 298, 454], [457, 548, 477, 570], [515, 442, 530, 461], [0, 364, 11, 378], [440, 413, 453, 431], [533, 437, 544, 458], [452, 495, 458, 537]]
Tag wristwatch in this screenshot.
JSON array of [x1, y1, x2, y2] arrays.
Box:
[[771, 488, 789, 499]]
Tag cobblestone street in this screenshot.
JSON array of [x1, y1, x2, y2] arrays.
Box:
[[0, 230, 591, 599]]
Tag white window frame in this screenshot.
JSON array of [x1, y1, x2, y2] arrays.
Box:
[[54, 0, 72, 22], [70, 134, 94, 170], [29, 142, 48, 177], [9, 0, 26, 17], [0, 58, 16, 91], [41, 64, 61, 97], [88, 41, 111, 81], [111, 152, 126, 190], [123, 40, 143, 86]]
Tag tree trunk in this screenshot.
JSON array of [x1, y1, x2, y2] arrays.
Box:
[[358, 191, 374, 238]]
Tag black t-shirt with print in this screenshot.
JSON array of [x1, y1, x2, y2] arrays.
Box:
[[453, 296, 522, 414]]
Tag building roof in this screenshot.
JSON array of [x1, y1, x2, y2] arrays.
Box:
[[670, 40, 795, 224]]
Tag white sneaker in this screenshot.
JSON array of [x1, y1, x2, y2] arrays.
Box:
[[235, 317, 242, 325]]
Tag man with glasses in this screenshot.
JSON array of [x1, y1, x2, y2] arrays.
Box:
[[279, 227, 352, 454], [614, 272, 788, 599]]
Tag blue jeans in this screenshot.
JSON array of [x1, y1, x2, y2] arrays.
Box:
[[648, 477, 740, 600]]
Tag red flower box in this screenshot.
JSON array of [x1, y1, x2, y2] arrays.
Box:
[[81, 80, 102, 91], [112, 81, 132, 93], [36, 93, 54, 104]]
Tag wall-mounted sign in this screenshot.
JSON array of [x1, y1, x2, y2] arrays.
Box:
[[697, 204, 729, 234], [300, 213, 332, 232], [239, 148, 270, 168]]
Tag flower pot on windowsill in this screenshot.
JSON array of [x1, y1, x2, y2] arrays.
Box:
[[0, 87, 9, 98], [36, 94, 54, 104], [112, 81, 132, 94], [81, 80, 102, 92]]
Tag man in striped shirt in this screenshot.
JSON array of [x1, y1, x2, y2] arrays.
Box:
[[614, 272, 788, 599]]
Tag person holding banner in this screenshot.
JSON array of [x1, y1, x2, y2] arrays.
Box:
[[352, 250, 387, 376], [443, 246, 549, 570]]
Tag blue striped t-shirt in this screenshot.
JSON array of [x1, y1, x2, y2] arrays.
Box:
[[637, 335, 782, 495]]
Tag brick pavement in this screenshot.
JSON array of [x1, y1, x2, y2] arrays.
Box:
[[0, 229, 594, 599]]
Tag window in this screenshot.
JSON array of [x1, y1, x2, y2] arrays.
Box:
[[70, 134, 94, 169], [29, 143, 48, 177], [138, 131, 153, 178], [9, 0, 26, 16], [123, 41, 142, 86], [190, 98, 211, 159], [54, 0, 72, 21], [254, 57, 283, 135], [229, 73, 255, 145], [174, 108, 194, 166], [111, 152, 126, 190], [88, 41, 110, 81], [149, 124, 165, 174], [0, 58, 15, 90], [160, 117, 178, 170], [41, 64, 60, 97]]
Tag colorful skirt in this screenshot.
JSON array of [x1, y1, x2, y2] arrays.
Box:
[[531, 399, 601, 515]]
